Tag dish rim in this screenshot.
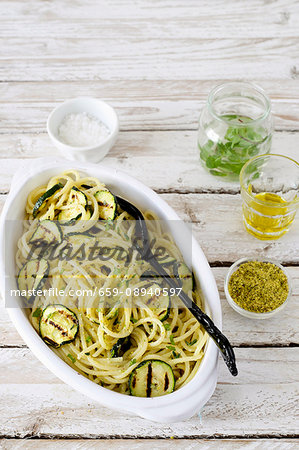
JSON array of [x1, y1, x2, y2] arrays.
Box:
[[0, 158, 221, 419]]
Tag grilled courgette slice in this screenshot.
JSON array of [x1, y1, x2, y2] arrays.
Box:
[[174, 262, 193, 293], [67, 232, 94, 243], [129, 360, 175, 397], [94, 190, 117, 220], [69, 186, 87, 206], [58, 208, 82, 224], [17, 259, 49, 302], [33, 183, 63, 218], [29, 220, 63, 246], [39, 304, 78, 348], [58, 187, 87, 224], [143, 283, 170, 322]]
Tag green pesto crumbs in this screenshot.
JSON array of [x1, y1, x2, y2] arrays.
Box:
[[228, 261, 289, 313]]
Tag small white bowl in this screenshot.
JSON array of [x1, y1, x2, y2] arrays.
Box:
[[224, 257, 291, 319], [47, 97, 119, 163]]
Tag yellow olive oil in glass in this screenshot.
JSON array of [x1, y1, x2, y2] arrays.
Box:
[[240, 155, 299, 240], [243, 189, 295, 240]]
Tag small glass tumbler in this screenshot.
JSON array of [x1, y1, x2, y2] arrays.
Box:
[[240, 154, 299, 240], [198, 82, 273, 180]]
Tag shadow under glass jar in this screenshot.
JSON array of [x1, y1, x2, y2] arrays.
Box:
[[198, 82, 273, 181]]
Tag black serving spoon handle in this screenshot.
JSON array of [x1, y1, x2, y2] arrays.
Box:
[[116, 196, 238, 376]]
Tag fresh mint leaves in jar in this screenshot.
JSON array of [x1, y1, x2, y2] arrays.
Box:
[[198, 82, 273, 180]]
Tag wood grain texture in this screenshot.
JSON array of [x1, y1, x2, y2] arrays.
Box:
[[1, 347, 298, 385], [0, 131, 297, 193], [1, 81, 299, 131], [0, 0, 299, 443], [1, 266, 298, 348], [1, 0, 298, 39], [1, 440, 299, 449], [0, 0, 298, 82], [0, 348, 298, 438], [0, 38, 298, 82]]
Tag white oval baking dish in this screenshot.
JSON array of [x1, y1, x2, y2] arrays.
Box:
[[0, 158, 221, 423]]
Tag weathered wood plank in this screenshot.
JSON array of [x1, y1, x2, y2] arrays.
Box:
[[2, 14, 299, 40], [0, 37, 298, 81], [0, 80, 299, 131], [1, 0, 298, 40], [0, 0, 298, 83], [0, 0, 297, 21], [1, 347, 298, 385], [166, 193, 299, 263], [1, 266, 298, 347], [0, 131, 298, 193], [0, 349, 297, 438], [1, 439, 298, 449]]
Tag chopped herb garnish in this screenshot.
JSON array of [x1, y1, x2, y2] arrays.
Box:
[[130, 317, 138, 324], [32, 307, 42, 318], [124, 233, 130, 241], [129, 358, 136, 366], [166, 345, 176, 351], [172, 351, 181, 359], [187, 339, 198, 346], [163, 323, 170, 330], [67, 353, 76, 364], [86, 335, 92, 343], [169, 335, 175, 345], [107, 309, 118, 320]]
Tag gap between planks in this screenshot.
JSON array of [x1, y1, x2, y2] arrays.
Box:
[[0, 437, 299, 446]]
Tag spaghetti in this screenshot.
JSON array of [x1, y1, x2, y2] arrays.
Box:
[[16, 170, 207, 396]]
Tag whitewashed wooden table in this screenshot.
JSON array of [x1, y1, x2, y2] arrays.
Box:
[[0, 1, 298, 448]]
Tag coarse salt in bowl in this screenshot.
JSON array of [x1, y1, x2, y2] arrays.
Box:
[[47, 97, 119, 163]]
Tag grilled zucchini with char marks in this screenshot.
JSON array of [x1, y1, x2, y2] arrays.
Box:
[[33, 183, 63, 218], [29, 220, 62, 246], [94, 190, 117, 220], [39, 304, 78, 348], [129, 360, 175, 397]]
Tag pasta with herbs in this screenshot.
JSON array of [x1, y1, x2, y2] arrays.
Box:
[[16, 170, 207, 397]]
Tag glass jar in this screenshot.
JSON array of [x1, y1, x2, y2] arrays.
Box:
[[198, 82, 273, 180]]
